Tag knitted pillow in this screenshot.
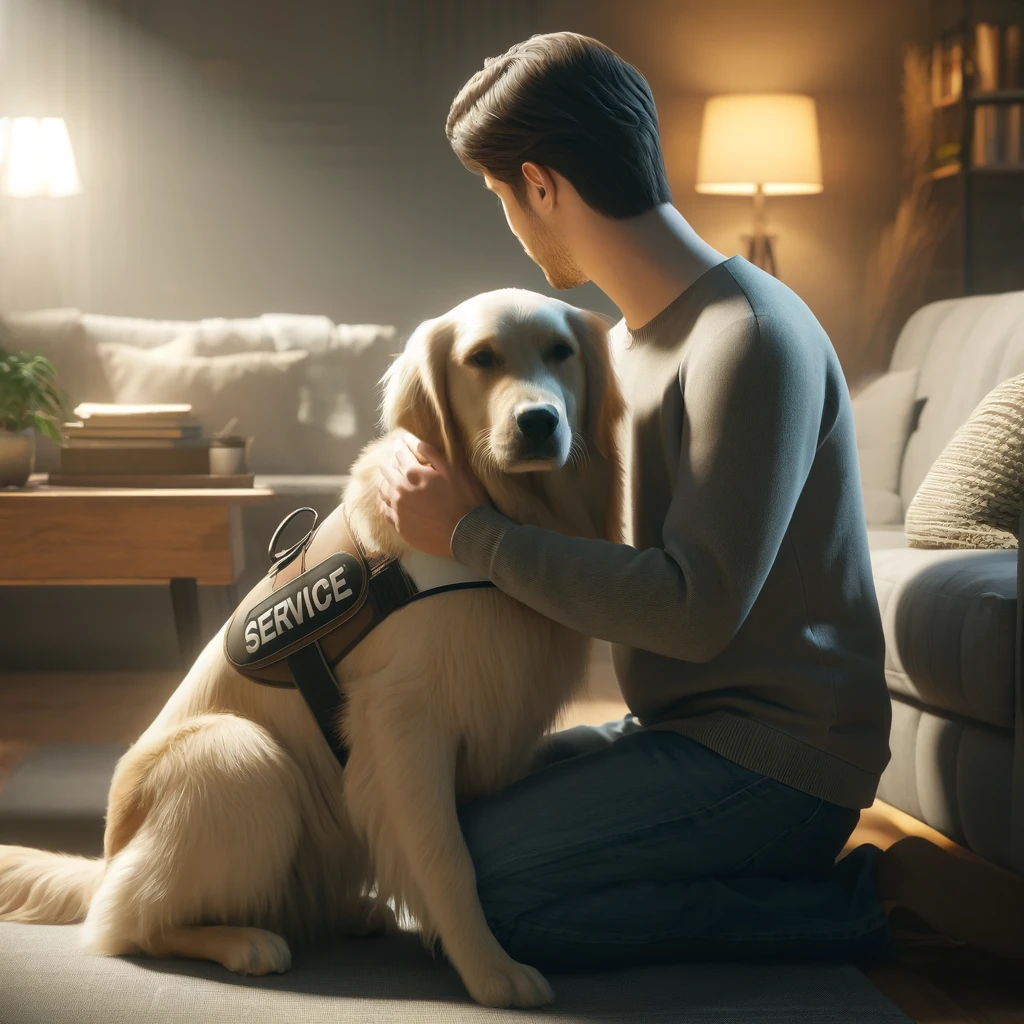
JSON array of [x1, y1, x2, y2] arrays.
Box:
[[906, 373, 1024, 549]]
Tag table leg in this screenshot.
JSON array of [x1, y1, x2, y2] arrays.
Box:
[[170, 577, 202, 670]]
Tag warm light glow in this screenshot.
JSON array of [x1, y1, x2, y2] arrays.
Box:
[[0, 117, 82, 198], [696, 94, 823, 196]]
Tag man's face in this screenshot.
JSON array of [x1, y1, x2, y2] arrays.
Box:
[[484, 175, 587, 291]]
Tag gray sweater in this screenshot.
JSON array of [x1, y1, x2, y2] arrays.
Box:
[[452, 256, 891, 809]]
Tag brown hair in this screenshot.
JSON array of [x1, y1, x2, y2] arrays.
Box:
[[446, 32, 671, 219]]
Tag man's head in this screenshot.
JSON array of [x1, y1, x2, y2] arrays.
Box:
[[446, 32, 671, 289]]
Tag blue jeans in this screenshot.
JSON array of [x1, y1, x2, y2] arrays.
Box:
[[457, 716, 892, 972]]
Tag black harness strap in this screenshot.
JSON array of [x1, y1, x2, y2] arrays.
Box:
[[287, 641, 349, 767]]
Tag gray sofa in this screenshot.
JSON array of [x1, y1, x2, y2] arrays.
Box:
[[854, 290, 1024, 876]]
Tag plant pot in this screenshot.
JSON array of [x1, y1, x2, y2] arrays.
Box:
[[0, 428, 36, 487]]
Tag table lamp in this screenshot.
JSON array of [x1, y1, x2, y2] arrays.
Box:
[[0, 117, 82, 197], [696, 94, 822, 277]]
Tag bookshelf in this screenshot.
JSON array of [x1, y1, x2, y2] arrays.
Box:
[[927, 0, 1024, 298]]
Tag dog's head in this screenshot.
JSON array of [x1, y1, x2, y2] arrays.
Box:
[[381, 289, 622, 479]]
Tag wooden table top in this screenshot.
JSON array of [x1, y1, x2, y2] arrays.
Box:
[[0, 475, 274, 504]]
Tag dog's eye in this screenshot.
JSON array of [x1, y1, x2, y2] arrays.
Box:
[[469, 350, 496, 369], [549, 342, 574, 362]]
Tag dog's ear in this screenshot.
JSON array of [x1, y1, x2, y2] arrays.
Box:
[[567, 309, 625, 460], [381, 316, 457, 462]]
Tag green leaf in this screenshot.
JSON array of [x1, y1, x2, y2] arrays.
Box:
[[30, 412, 63, 443], [0, 348, 69, 431]]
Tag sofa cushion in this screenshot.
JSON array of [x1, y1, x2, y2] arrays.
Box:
[[96, 342, 309, 473], [870, 546, 1016, 730], [879, 695, 1016, 873], [159, 319, 277, 358], [866, 526, 907, 550], [850, 369, 919, 506], [0, 309, 86, 395], [81, 313, 194, 350], [0, 309, 105, 471], [890, 290, 1024, 508], [906, 372, 1024, 549], [862, 489, 903, 527]]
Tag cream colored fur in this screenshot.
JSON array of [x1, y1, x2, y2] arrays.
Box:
[[0, 289, 623, 1009]]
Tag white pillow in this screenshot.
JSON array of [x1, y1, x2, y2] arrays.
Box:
[[851, 369, 920, 502], [96, 342, 309, 473]]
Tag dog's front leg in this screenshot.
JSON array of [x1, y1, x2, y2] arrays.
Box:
[[367, 712, 554, 1009]]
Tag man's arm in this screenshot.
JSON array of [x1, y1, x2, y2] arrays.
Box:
[[451, 315, 826, 663]]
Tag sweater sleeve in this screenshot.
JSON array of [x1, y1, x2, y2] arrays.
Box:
[[451, 313, 825, 662]]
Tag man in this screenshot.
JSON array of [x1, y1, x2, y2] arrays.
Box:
[[378, 32, 1021, 971]]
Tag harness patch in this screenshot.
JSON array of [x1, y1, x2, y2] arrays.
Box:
[[226, 551, 366, 669]]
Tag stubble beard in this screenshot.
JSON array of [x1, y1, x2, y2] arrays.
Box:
[[521, 209, 588, 291]]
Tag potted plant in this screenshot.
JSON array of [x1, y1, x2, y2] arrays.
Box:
[[0, 348, 67, 487]]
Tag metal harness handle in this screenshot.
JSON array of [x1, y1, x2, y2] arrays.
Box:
[[267, 506, 319, 573]]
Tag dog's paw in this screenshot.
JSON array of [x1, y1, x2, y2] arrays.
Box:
[[218, 928, 292, 976], [463, 958, 554, 1008]]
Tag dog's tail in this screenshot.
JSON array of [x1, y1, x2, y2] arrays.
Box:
[[0, 846, 104, 924]]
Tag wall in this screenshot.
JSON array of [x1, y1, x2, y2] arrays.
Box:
[[0, 0, 929, 671], [0, 0, 925, 378], [543, 0, 929, 380]]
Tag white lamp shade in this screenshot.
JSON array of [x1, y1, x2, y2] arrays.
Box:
[[0, 117, 82, 198], [696, 94, 823, 196]]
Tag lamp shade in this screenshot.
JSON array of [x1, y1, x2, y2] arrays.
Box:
[[696, 94, 822, 196], [0, 117, 82, 198]]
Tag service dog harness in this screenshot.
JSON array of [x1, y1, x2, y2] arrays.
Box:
[[225, 504, 494, 766]]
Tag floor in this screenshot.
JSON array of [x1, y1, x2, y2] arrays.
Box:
[[0, 659, 1021, 1023]]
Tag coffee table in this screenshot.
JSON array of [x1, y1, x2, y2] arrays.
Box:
[[0, 475, 273, 668]]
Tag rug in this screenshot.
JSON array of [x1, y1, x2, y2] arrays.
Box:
[[0, 745, 910, 1023]]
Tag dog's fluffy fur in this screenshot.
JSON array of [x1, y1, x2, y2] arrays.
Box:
[[0, 289, 623, 1008]]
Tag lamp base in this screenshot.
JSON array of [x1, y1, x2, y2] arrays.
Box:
[[742, 232, 778, 277]]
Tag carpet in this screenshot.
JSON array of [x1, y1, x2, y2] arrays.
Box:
[[0, 745, 910, 1023]]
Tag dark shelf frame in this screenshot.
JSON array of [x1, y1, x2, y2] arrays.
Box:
[[930, 0, 1024, 294]]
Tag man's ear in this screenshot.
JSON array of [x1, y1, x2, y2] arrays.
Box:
[[521, 162, 556, 210], [567, 309, 625, 460], [380, 316, 457, 462]]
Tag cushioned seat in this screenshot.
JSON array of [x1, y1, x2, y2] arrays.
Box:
[[877, 697, 1015, 869], [870, 546, 1016, 731], [866, 527, 906, 551]]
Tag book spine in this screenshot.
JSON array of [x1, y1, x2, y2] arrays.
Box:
[[1004, 24, 1021, 90], [64, 437, 207, 449], [60, 447, 211, 475], [976, 23, 1001, 93], [1006, 104, 1022, 165], [973, 105, 999, 167]]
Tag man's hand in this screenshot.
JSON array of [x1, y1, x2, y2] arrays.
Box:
[[378, 429, 490, 557]]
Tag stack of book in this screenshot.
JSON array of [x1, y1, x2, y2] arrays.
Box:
[[48, 404, 252, 488]]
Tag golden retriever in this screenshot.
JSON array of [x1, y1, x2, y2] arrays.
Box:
[[0, 288, 623, 1009]]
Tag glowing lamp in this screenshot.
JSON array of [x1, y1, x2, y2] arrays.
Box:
[[0, 117, 82, 198], [696, 94, 822, 276]]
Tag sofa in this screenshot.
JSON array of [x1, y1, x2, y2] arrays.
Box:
[[853, 290, 1024, 876], [0, 308, 398, 670]]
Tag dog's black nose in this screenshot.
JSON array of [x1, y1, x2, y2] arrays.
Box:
[[516, 404, 560, 444]]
